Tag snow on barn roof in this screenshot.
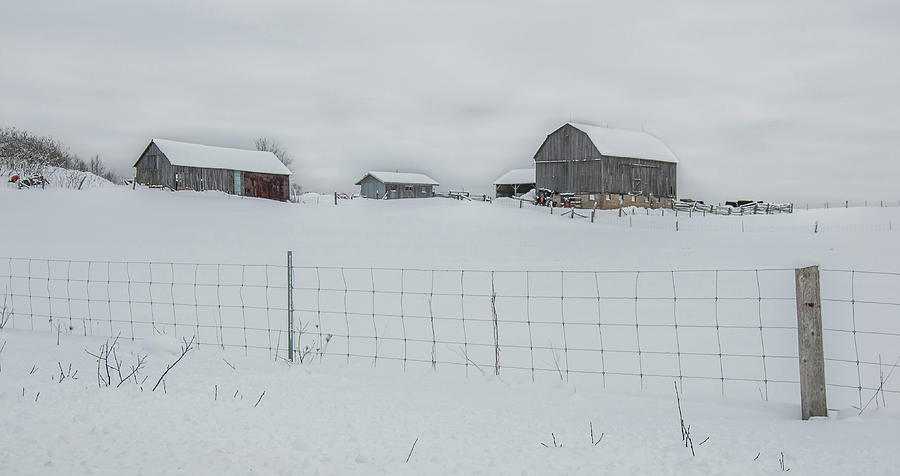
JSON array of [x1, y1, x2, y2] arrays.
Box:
[[141, 139, 292, 175], [493, 168, 535, 185], [355, 171, 439, 185], [566, 123, 679, 163]]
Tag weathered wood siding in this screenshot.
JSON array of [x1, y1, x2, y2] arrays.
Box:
[[359, 176, 433, 199], [534, 124, 600, 162], [384, 182, 433, 199], [600, 157, 676, 198], [135, 140, 289, 200], [243, 172, 289, 201], [359, 175, 386, 199], [135, 142, 176, 188], [173, 165, 234, 194], [533, 124, 677, 198]]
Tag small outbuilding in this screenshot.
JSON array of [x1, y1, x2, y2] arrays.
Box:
[[356, 171, 439, 199], [134, 139, 292, 201], [493, 168, 535, 198]]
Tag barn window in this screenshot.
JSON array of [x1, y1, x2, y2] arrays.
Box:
[[420, 186, 426, 194], [404, 185, 413, 192]]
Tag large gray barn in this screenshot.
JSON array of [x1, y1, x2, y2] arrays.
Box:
[[134, 139, 292, 201], [534, 123, 678, 201], [356, 171, 439, 199]]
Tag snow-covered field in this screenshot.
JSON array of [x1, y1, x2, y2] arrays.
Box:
[[1, 185, 899, 474], [1, 329, 898, 475]]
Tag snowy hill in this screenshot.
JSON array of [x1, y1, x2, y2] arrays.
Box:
[[1, 164, 116, 190], [1, 187, 899, 474]]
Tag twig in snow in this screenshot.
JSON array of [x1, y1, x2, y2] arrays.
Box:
[[222, 358, 235, 370], [753, 452, 760, 461], [274, 329, 282, 363], [405, 438, 419, 463], [152, 336, 195, 392], [779, 451, 790, 471], [859, 353, 900, 415], [116, 354, 148, 388], [29, 364, 37, 375], [233, 389, 239, 399], [541, 433, 562, 448], [0, 289, 11, 329], [547, 341, 564, 381], [590, 422, 604, 446], [57, 362, 77, 383], [34, 392, 40, 402], [253, 391, 266, 408], [214, 385, 218, 401], [698, 436, 710, 446], [449, 346, 484, 374], [675, 381, 695, 456]]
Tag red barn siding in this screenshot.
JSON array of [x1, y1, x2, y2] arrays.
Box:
[[243, 172, 289, 201]]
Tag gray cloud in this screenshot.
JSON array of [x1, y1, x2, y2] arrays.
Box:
[[1, 0, 898, 202]]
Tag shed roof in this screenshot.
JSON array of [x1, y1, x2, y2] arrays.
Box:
[[493, 168, 535, 185], [137, 139, 292, 175], [566, 123, 679, 163], [355, 171, 439, 186]]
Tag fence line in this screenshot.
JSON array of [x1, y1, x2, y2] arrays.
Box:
[[1, 256, 898, 410], [493, 199, 898, 233]]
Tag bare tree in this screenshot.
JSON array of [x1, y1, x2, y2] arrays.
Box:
[[89, 154, 105, 177], [0, 127, 71, 177], [0, 127, 118, 185], [254, 137, 293, 169]]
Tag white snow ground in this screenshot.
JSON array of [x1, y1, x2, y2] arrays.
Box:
[[0, 330, 898, 475], [1, 185, 899, 474], [1, 186, 898, 270]]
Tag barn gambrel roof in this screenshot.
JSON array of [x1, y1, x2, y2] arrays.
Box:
[[136, 139, 292, 175], [556, 123, 679, 163]]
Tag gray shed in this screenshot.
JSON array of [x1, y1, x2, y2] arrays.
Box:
[[534, 123, 678, 199], [134, 139, 292, 201], [493, 168, 535, 198], [356, 171, 439, 199]]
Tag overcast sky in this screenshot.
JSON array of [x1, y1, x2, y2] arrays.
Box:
[[2, 0, 898, 202]]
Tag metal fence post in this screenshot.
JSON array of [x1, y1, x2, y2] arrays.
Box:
[[287, 250, 294, 362], [795, 265, 827, 420]]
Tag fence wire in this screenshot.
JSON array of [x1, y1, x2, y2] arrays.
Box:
[[1, 257, 897, 410]]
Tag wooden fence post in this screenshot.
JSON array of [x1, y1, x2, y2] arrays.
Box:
[[794, 265, 827, 420]]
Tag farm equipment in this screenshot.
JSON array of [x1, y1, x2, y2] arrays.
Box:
[[9, 173, 47, 189]]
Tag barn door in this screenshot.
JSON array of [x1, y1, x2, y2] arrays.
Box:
[[630, 165, 642, 195], [233, 171, 242, 196]]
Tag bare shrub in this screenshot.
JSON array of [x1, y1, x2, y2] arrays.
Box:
[[85, 336, 149, 388]]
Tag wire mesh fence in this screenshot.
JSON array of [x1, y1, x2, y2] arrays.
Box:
[[1, 256, 897, 410], [493, 199, 899, 233]]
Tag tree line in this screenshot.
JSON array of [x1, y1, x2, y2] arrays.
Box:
[[0, 126, 119, 183]]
